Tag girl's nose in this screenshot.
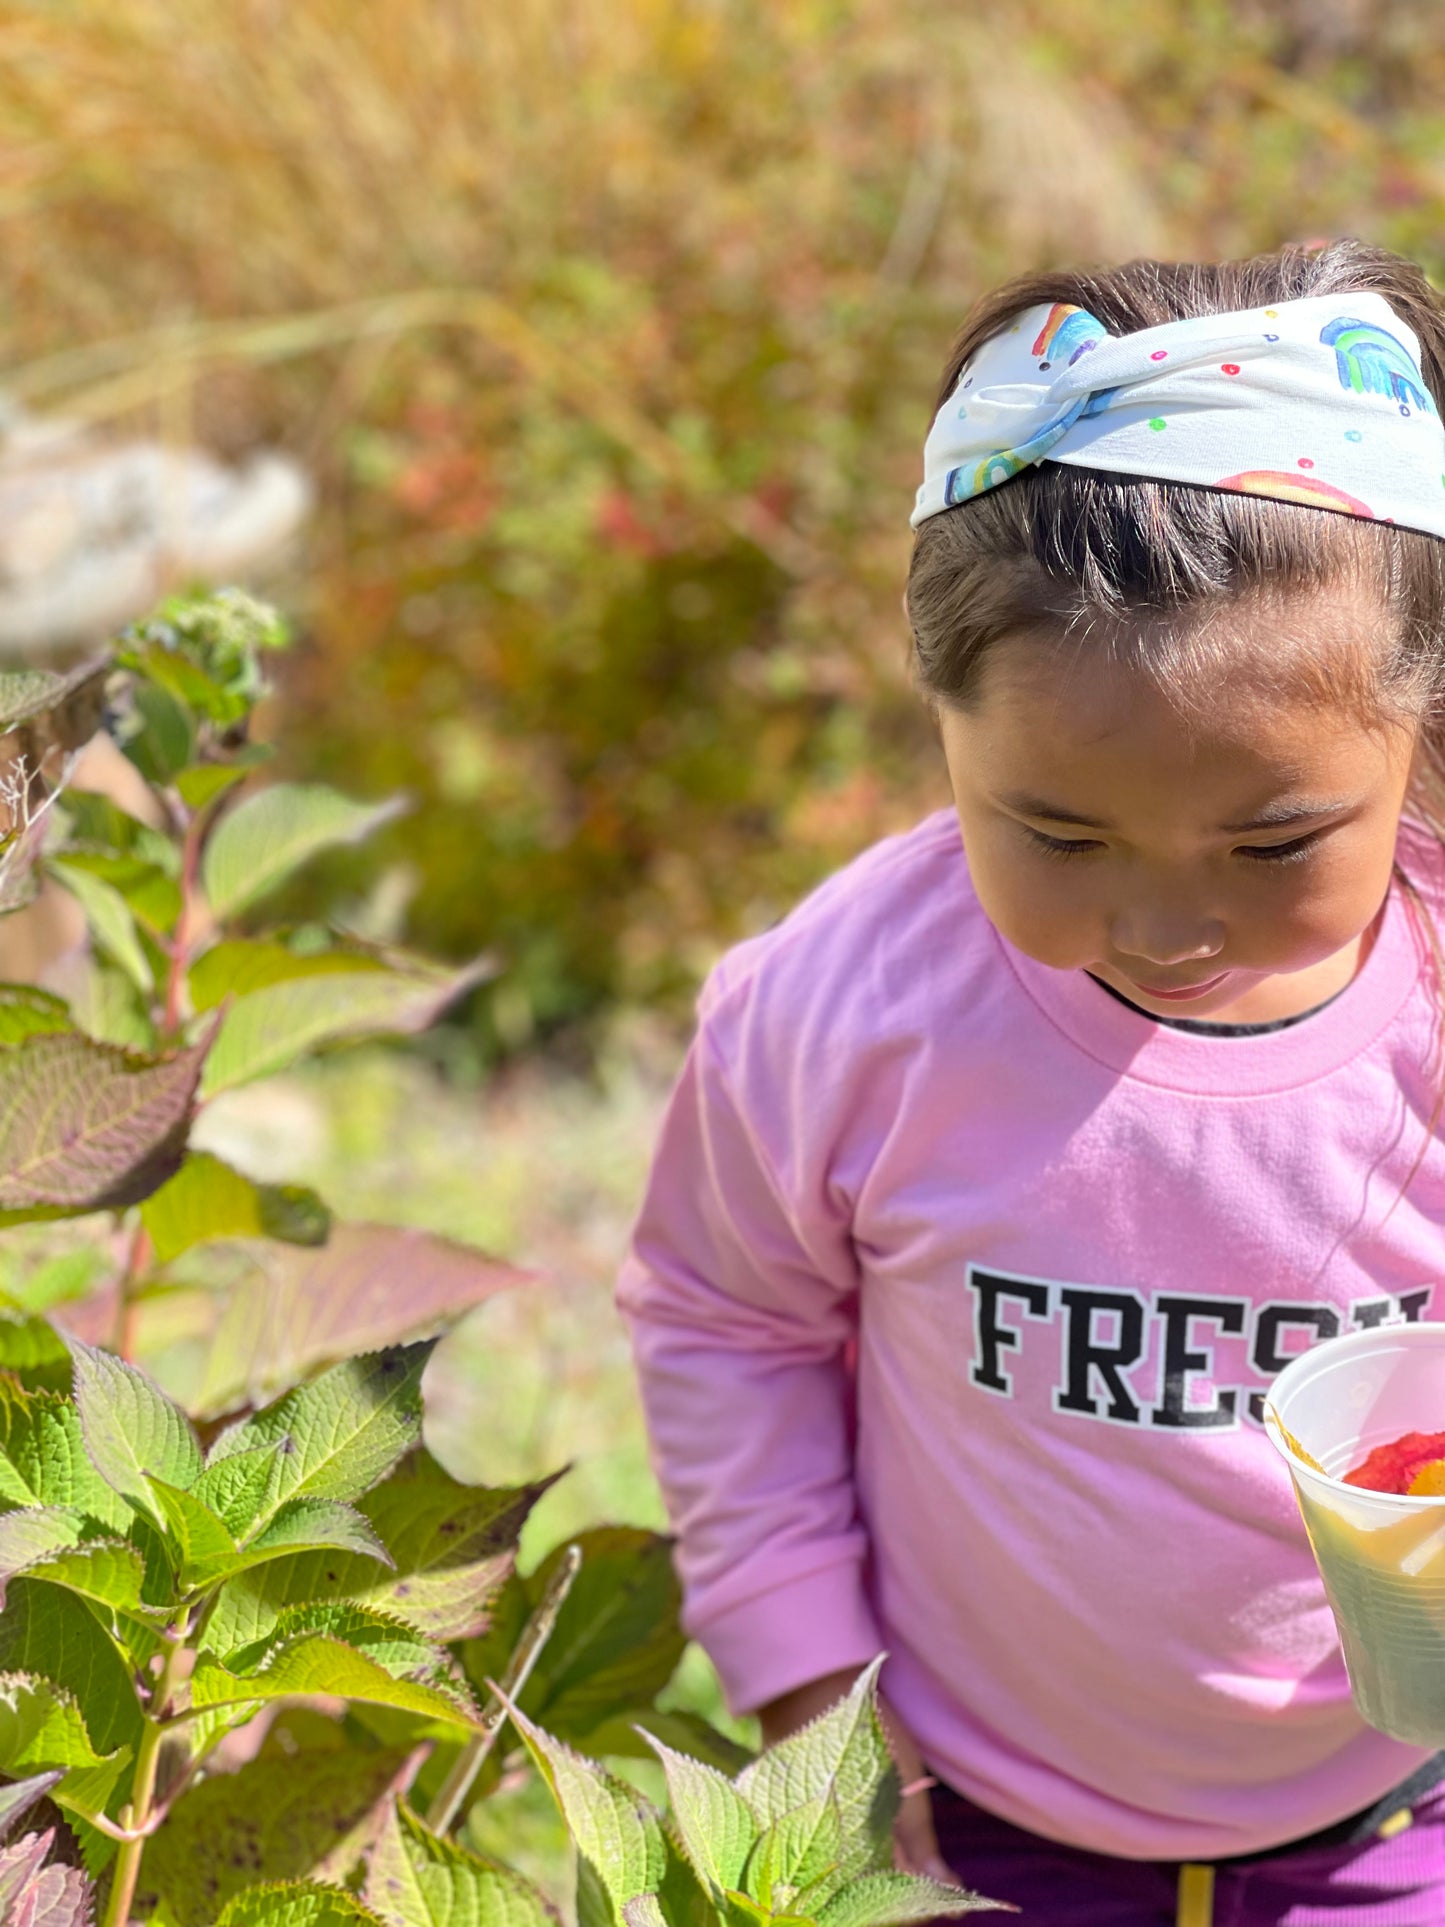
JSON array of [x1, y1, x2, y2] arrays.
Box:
[[1108, 910, 1225, 969]]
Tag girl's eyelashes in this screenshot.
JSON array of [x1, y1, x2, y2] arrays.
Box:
[[1024, 827, 1103, 859], [1234, 830, 1324, 866], [1020, 824, 1328, 865]]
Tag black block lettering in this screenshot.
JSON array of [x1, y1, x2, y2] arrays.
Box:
[[1353, 1288, 1433, 1330], [1245, 1303, 1340, 1425], [967, 1267, 1051, 1397], [1152, 1294, 1247, 1428], [1054, 1287, 1147, 1424]]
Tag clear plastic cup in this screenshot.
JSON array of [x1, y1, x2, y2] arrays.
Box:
[[1266, 1322, 1445, 1745]]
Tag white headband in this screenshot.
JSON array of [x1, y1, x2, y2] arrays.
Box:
[[911, 290, 1445, 540]]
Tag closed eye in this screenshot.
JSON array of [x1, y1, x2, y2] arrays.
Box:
[[1025, 828, 1104, 859], [1235, 831, 1324, 865]]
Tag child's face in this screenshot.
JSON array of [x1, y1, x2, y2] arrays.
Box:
[[937, 588, 1420, 1024]]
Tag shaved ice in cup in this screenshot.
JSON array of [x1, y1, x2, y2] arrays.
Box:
[[1265, 1321, 1445, 1745]]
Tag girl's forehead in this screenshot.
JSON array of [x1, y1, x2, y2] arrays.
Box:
[[970, 583, 1407, 747], [948, 620, 1414, 806]]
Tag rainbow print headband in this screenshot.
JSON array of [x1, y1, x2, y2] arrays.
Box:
[[911, 291, 1445, 539]]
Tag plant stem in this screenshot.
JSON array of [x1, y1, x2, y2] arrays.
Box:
[[426, 1542, 582, 1835], [161, 806, 203, 1043], [111, 1218, 152, 1360], [102, 1614, 191, 1927]]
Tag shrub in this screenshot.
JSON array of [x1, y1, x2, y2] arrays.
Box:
[[0, 589, 720, 1919], [0, 590, 1002, 1926]]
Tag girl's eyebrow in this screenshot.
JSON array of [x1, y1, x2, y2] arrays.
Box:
[[1220, 797, 1356, 832], [997, 792, 1358, 833], [996, 792, 1111, 828]]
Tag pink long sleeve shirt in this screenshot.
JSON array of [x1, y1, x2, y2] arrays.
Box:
[[616, 806, 1445, 1861]]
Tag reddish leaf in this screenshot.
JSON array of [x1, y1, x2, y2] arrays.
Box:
[[175, 1224, 538, 1418], [0, 1826, 94, 1925], [0, 1031, 212, 1214]]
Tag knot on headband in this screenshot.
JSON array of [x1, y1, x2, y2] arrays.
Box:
[[911, 290, 1445, 540]]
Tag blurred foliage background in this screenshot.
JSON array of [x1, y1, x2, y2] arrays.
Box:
[[7, 0, 1444, 1066]]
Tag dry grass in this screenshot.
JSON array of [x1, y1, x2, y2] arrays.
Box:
[[0, 0, 1182, 466]]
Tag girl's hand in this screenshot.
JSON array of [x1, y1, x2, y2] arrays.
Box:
[[757, 1668, 960, 1888]]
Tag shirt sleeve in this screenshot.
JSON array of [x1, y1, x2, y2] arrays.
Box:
[[615, 978, 883, 1716]]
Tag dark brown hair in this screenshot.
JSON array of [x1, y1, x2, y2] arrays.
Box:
[[906, 241, 1445, 828]]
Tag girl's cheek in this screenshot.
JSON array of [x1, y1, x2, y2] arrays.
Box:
[[972, 857, 1102, 966]]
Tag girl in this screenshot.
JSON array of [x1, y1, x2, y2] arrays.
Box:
[[616, 239, 1445, 1925]]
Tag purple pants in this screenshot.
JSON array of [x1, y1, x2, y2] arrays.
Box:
[[931, 1783, 1445, 1925]]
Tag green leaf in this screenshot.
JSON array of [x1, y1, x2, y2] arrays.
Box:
[[719, 1897, 810, 1927], [744, 1792, 843, 1910], [188, 1223, 531, 1420], [55, 850, 182, 932], [365, 1797, 559, 1927], [206, 1343, 431, 1529], [247, 1496, 393, 1561], [161, 1493, 389, 1600], [189, 939, 394, 1012], [57, 790, 162, 860], [518, 1529, 685, 1742], [351, 1452, 551, 1638], [149, 1473, 239, 1582], [192, 1444, 285, 1533], [214, 1885, 387, 1927], [133, 1744, 411, 1927], [0, 987, 74, 1045], [0, 1310, 73, 1396], [3, 1536, 150, 1618], [0, 1505, 149, 1614], [813, 1873, 998, 1926], [504, 1701, 670, 1927], [128, 634, 242, 723], [619, 1904, 666, 1927], [54, 956, 157, 1053], [252, 1495, 393, 1557], [174, 761, 258, 811], [736, 1658, 896, 1850], [642, 1734, 757, 1897], [4, 1246, 109, 1315], [0, 1672, 112, 1773], [48, 860, 154, 992], [120, 677, 195, 785], [199, 957, 490, 1097], [206, 1460, 548, 1655], [68, 1339, 202, 1527], [227, 1603, 452, 1688], [203, 783, 408, 921], [0, 1029, 209, 1213], [191, 1634, 481, 1729], [142, 1152, 332, 1263], [0, 1582, 142, 1755], [0, 1382, 131, 1528], [160, 1493, 392, 1600]]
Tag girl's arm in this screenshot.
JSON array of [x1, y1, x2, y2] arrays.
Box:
[[617, 1014, 881, 1715], [618, 990, 955, 1882]]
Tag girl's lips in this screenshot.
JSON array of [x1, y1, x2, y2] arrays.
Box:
[[1126, 971, 1230, 1002]]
